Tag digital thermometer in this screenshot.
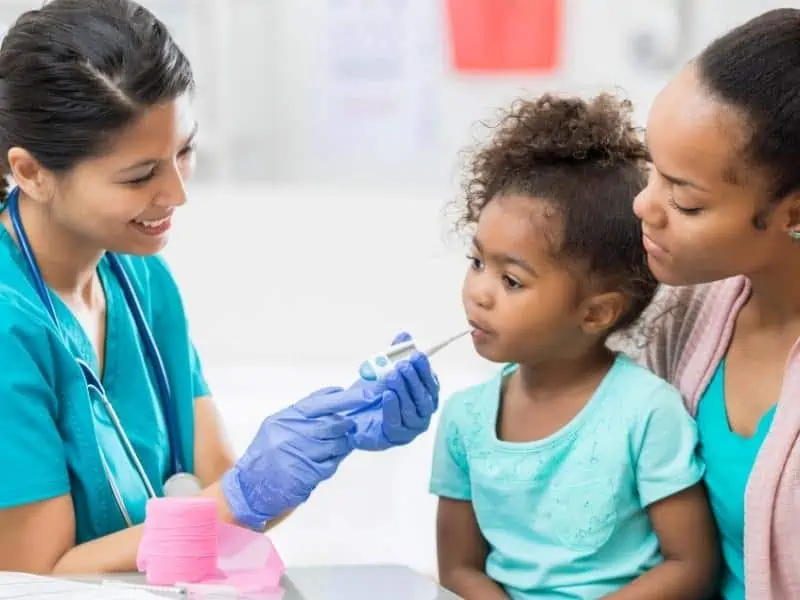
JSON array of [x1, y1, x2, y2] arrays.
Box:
[[357, 329, 472, 382]]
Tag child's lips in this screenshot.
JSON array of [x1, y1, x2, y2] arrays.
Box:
[[468, 319, 494, 340]]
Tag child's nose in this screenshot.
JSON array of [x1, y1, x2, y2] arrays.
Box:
[[466, 276, 494, 310]]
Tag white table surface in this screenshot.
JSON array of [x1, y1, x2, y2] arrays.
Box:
[[87, 565, 462, 599]]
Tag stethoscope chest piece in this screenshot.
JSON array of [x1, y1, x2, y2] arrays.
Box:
[[164, 472, 203, 498]]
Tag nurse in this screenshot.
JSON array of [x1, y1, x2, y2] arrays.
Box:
[[0, 0, 439, 575]]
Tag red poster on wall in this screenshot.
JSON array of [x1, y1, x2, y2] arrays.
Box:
[[445, 0, 561, 73]]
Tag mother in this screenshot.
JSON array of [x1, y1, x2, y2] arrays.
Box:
[[625, 9, 800, 600]]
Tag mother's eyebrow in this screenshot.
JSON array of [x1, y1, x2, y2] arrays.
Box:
[[659, 169, 710, 193]]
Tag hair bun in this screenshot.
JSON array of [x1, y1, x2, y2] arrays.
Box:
[[492, 93, 647, 166]]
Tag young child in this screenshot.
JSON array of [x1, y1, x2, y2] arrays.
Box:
[[430, 94, 719, 600]]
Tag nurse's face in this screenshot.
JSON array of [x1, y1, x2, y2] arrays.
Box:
[[633, 65, 792, 286], [47, 94, 197, 256]]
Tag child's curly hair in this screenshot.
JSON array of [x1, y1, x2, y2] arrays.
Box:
[[457, 93, 657, 333]]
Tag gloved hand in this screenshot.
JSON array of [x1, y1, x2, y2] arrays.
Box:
[[222, 385, 397, 529], [345, 332, 441, 451]]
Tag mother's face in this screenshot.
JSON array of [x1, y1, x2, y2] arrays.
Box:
[[633, 65, 792, 286]]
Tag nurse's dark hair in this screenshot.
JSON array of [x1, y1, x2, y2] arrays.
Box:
[[455, 92, 656, 334], [0, 0, 194, 202], [696, 8, 800, 227]]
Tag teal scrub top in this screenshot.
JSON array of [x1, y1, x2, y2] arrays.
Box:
[[0, 221, 210, 544], [696, 360, 775, 600]]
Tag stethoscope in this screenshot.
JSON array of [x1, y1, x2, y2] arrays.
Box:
[[6, 187, 201, 527]]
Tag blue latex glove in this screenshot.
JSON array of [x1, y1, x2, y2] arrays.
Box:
[[346, 332, 441, 451], [221, 385, 396, 529]]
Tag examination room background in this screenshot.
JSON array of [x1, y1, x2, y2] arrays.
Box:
[[0, 0, 793, 579]]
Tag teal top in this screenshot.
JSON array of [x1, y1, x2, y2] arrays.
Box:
[[0, 222, 209, 544], [696, 360, 776, 600], [430, 354, 704, 599]]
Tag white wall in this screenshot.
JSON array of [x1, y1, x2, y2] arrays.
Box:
[[161, 0, 799, 189], [1, 0, 795, 189]]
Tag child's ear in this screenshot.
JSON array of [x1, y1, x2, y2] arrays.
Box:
[[578, 291, 627, 336], [779, 190, 800, 235]]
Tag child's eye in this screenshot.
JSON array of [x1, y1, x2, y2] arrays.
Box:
[[178, 143, 196, 159], [467, 255, 484, 270], [503, 275, 523, 290]]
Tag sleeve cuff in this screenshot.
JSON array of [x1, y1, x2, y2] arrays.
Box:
[[640, 465, 705, 507], [429, 479, 472, 501], [0, 478, 70, 510]]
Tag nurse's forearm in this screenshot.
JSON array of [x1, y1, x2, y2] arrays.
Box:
[[192, 406, 294, 532], [204, 481, 293, 531], [52, 526, 143, 575], [51, 485, 225, 574], [52, 482, 292, 575]]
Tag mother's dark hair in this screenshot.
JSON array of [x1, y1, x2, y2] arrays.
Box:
[[697, 8, 800, 222], [0, 0, 194, 201]]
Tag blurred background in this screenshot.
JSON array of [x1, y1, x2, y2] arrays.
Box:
[[0, 0, 795, 578]]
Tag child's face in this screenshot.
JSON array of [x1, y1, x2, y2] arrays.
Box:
[[461, 195, 602, 365]]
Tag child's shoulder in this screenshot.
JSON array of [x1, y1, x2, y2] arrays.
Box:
[[610, 352, 681, 393], [441, 365, 509, 419], [604, 353, 690, 421]]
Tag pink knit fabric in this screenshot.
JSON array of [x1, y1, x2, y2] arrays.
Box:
[[615, 276, 800, 599]]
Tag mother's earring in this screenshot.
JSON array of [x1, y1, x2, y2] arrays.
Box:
[[790, 229, 800, 241]]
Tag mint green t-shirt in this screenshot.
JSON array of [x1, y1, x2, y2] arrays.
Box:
[[696, 360, 775, 600], [430, 354, 704, 599], [0, 224, 209, 544]]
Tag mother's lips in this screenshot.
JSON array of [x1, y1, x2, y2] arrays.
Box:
[[642, 234, 669, 256]]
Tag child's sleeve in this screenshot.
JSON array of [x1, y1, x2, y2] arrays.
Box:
[[429, 393, 472, 501], [632, 382, 705, 507]]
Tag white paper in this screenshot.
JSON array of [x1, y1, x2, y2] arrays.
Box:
[[0, 572, 163, 600], [320, 0, 439, 159]]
